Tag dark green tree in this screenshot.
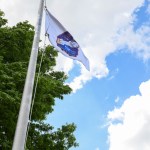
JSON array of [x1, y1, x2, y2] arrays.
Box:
[[0, 10, 78, 150]]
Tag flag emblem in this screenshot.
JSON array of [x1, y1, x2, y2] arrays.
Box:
[[56, 31, 79, 57]]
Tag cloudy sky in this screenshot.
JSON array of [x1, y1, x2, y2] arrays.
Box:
[[1, 0, 150, 149]]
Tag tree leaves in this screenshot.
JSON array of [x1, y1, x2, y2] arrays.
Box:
[[0, 10, 78, 150], [27, 122, 78, 150]]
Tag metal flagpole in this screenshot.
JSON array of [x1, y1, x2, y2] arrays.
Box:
[[12, 0, 44, 149]]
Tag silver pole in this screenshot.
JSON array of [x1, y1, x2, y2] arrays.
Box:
[[12, 0, 44, 149]]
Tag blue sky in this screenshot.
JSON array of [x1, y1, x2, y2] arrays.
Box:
[[46, 1, 150, 150], [1, 0, 150, 149], [47, 53, 150, 150]]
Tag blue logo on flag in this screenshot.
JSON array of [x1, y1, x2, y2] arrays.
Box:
[[56, 31, 79, 57]]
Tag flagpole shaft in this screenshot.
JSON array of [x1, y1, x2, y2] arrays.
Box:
[[12, 0, 44, 149]]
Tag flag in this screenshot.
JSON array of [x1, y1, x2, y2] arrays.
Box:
[[45, 8, 90, 71]]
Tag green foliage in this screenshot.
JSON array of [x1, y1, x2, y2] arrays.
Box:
[[0, 10, 7, 27], [0, 21, 34, 63], [0, 10, 78, 149], [26, 122, 78, 150]]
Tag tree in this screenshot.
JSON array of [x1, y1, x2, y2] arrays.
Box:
[[27, 122, 78, 150], [0, 10, 78, 150]]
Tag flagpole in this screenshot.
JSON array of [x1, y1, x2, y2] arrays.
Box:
[[12, 0, 44, 149]]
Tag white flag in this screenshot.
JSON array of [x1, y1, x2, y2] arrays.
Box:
[[45, 8, 90, 71]]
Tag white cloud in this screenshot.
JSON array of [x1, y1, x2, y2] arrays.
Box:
[[114, 96, 120, 103], [49, 0, 146, 92], [1, 0, 39, 26], [147, 3, 150, 14], [114, 23, 150, 60], [54, 53, 74, 74], [1, 0, 149, 92], [107, 79, 150, 150]]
